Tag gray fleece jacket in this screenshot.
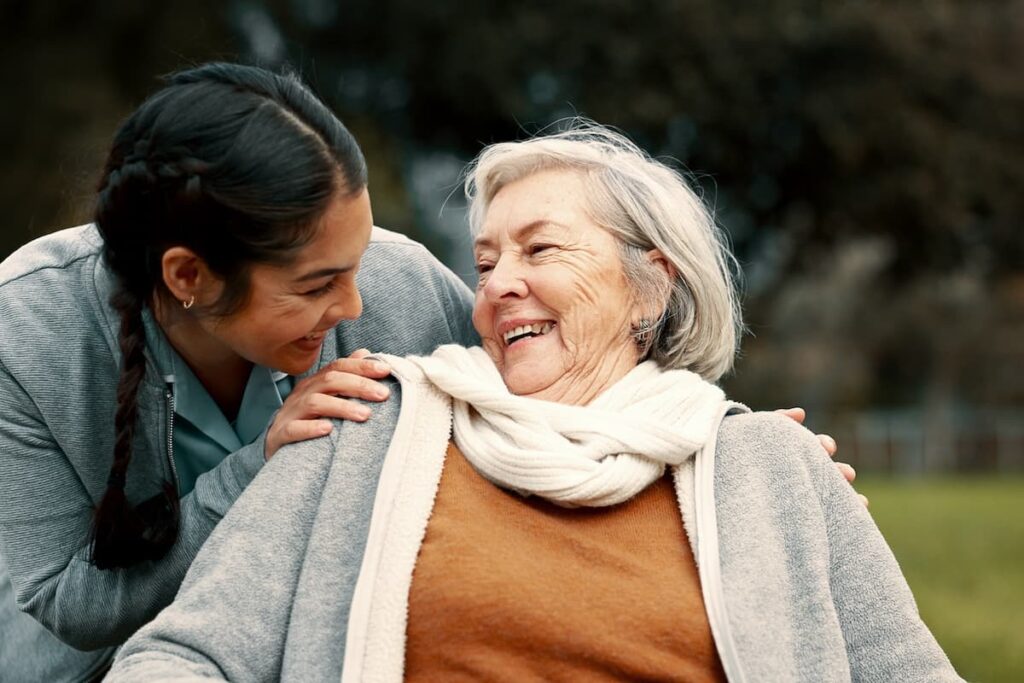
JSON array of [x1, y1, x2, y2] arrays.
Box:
[[107, 358, 961, 682], [0, 225, 476, 681]]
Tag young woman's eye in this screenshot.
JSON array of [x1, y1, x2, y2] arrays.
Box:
[[303, 280, 337, 298]]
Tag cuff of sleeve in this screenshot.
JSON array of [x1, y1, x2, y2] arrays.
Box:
[[191, 431, 268, 521]]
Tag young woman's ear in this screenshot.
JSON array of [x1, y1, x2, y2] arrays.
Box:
[[160, 247, 221, 308]]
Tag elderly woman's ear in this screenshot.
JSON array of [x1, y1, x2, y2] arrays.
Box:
[[646, 248, 677, 282], [637, 248, 677, 319]]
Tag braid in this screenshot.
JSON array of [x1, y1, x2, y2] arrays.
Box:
[[89, 290, 179, 569], [90, 141, 187, 568], [111, 289, 147, 485]]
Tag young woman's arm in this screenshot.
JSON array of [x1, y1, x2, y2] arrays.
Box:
[[106, 383, 402, 682], [0, 355, 264, 648]]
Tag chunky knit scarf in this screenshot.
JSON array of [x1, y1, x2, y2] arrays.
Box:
[[406, 345, 728, 507]]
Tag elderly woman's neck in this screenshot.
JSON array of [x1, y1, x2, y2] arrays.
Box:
[[524, 347, 641, 406]]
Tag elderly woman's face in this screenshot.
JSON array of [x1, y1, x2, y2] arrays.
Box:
[[472, 169, 641, 405]]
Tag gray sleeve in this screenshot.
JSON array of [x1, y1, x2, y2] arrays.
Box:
[[800, 425, 963, 681], [106, 430, 337, 682], [433, 254, 479, 347], [0, 356, 266, 650], [344, 238, 480, 358], [108, 382, 400, 682], [190, 434, 267, 520]]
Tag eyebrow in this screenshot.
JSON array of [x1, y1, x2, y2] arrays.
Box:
[[473, 220, 565, 251], [293, 264, 357, 283]]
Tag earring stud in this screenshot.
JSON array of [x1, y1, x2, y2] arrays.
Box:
[[632, 318, 654, 342]]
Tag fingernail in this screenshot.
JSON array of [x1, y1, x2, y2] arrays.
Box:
[[371, 361, 389, 373], [822, 435, 837, 451], [319, 421, 333, 434], [357, 406, 372, 420], [373, 386, 390, 399]]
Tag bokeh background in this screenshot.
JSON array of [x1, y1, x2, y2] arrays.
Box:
[[2, 1, 1021, 679]]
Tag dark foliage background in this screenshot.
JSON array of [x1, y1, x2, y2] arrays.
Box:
[[2, 3, 1023, 678], [2, 0, 1022, 458]]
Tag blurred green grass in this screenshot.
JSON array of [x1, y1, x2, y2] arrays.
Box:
[[857, 476, 1024, 682]]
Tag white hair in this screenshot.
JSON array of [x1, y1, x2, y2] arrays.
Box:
[[464, 121, 743, 382]]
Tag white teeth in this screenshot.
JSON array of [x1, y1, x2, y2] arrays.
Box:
[[503, 322, 554, 345]]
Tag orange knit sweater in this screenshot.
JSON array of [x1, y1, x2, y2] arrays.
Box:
[[405, 442, 725, 682]]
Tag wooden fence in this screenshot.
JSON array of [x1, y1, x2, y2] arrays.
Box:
[[818, 409, 1024, 475]]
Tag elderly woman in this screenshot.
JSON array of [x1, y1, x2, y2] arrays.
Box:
[[106, 124, 960, 682]]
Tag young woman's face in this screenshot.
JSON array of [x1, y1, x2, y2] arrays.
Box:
[[472, 169, 641, 405], [200, 188, 373, 375]]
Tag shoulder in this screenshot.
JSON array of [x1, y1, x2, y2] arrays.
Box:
[[712, 411, 843, 536], [0, 224, 104, 289], [324, 225, 477, 356], [0, 225, 117, 378], [360, 226, 468, 292], [255, 377, 405, 504], [718, 410, 821, 453], [368, 225, 418, 246], [0, 224, 109, 329], [362, 226, 435, 268], [716, 410, 831, 481]]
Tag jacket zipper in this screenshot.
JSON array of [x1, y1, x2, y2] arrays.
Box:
[[695, 401, 747, 683], [164, 381, 180, 493]]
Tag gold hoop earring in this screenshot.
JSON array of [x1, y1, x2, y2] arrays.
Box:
[[182, 295, 195, 310]]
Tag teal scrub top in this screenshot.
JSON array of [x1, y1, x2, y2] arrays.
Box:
[[143, 311, 294, 495]]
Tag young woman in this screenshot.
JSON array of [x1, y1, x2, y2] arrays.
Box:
[[0, 63, 475, 681]]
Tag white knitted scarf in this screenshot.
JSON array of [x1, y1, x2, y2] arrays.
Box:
[[405, 345, 728, 507]]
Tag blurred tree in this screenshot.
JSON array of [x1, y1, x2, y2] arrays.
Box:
[[2, 0, 1021, 419], [259, 0, 1024, 280], [0, 1, 237, 257], [259, 0, 1024, 412]]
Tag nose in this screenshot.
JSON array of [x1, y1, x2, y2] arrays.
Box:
[[323, 284, 363, 327], [482, 254, 528, 302]]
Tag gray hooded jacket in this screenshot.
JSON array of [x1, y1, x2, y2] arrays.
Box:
[[0, 224, 476, 681], [107, 358, 961, 682]]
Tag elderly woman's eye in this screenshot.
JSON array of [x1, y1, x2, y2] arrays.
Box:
[[528, 243, 554, 256], [476, 262, 494, 275]]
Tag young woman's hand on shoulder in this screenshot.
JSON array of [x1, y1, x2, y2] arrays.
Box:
[[265, 349, 392, 459]]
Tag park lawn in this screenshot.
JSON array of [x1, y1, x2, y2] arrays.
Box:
[[857, 476, 1024, 682]]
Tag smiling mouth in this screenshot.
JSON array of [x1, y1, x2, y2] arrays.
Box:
[[503, 322, 555, 347]]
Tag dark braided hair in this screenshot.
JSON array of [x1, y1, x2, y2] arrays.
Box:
[[90, 63, 367, 570]]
